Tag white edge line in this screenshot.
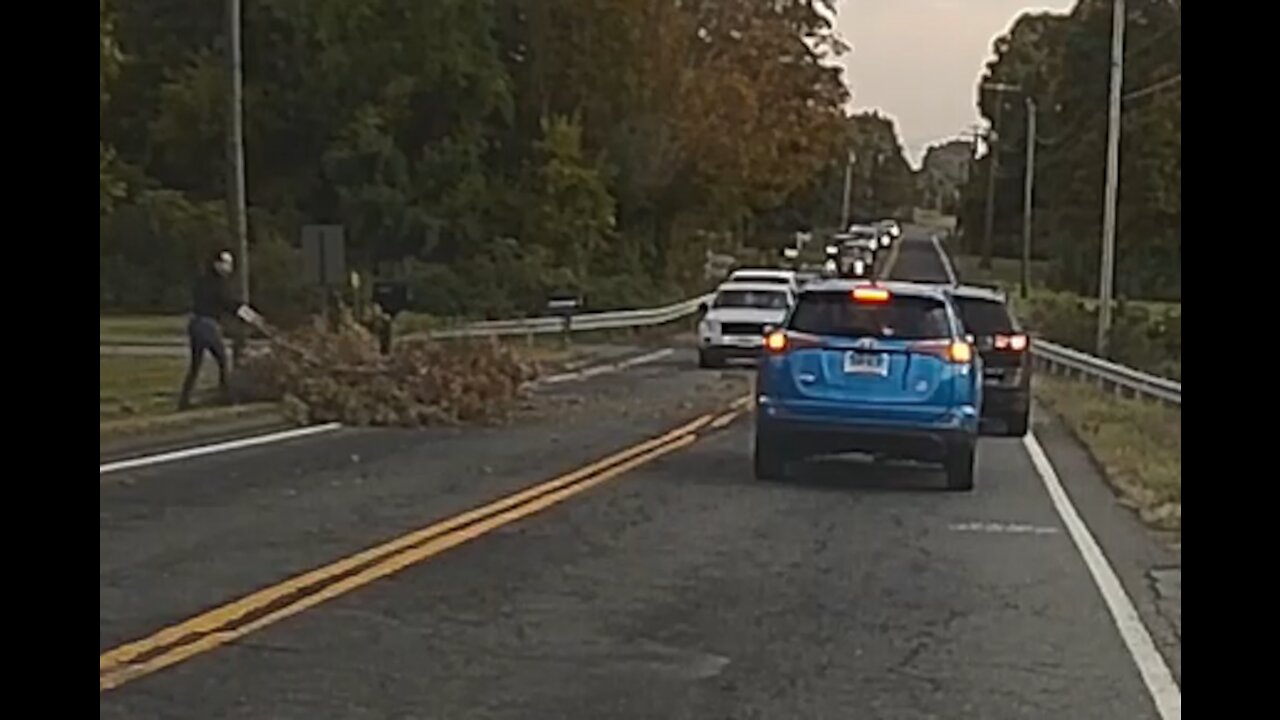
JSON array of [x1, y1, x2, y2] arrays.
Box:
[[536, 348, 674, 388], [1022, 432, 1181, 720], [100, 423, 342, 475], [539, 371, 579, 384], [929, 235, 959, 285], [615, 347, 675, 368]]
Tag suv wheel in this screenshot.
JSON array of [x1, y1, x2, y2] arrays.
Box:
[[754, 429, 787, 481], [1004, 409, 1030, 437], [944, 439, 976, 491], [698, 349, 719, 369]]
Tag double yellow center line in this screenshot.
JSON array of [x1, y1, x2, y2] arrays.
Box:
[[100, 396, 752, 693]]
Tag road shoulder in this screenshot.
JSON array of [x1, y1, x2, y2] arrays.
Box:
[[1029, 401, 1182, 685]]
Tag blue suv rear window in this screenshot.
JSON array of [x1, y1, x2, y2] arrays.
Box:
[[789, 291, 951, 340]]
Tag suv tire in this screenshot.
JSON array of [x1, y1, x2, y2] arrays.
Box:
[[944, 439, 976, 491], [1004, 409, 1030, 437], [754, 428, 787, 481]]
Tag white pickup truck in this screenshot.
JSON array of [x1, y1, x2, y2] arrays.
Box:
[[696, 281, 794, 368]]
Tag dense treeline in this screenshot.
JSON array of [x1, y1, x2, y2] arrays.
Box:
[[99, 0, 855, 321], [760, 110, 918, 237], [960, 0, 1180, 301]]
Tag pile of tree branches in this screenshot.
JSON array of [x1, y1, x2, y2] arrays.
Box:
[[237, 311, 539, 427]]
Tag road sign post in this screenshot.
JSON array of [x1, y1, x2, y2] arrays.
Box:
[[301, 225, 347, 331]]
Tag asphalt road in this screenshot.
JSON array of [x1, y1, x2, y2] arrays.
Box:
[[100, 230, 1180, 719]]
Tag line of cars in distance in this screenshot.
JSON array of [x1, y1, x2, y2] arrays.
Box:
[[817, 221, 896, 278], [696, 230, 1031, 490]]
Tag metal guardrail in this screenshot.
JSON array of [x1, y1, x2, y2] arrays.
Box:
[[422, 294, 714, 339], [1031, 339, 1181, 407]]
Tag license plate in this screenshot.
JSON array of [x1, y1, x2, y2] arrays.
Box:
[[725, 335, 761, 347], [844, 350, 888, 376]]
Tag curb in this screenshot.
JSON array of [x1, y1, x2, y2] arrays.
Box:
[[100, 404, 293, 465]]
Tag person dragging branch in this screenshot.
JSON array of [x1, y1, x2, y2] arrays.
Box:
[[177, 250, 267, 410]]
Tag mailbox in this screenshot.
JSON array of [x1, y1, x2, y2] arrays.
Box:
[[372, 281, 412, 317], [546, 294, 581, 316]]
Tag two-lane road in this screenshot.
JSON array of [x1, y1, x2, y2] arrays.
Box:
[[100, 233, 1180, 718]]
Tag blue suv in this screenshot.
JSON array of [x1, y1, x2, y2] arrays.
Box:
[[754, 280, 983, 490]]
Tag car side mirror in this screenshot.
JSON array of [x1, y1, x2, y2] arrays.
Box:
[[698, 302, 708, 314]]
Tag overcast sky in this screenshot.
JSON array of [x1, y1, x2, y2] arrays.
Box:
[[833, 0, 1075, 168]]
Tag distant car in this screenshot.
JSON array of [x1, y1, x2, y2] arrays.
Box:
[[754, 279, 982, 490], [832, 232, 876, 277], [947, 284, 1031, 436], [842, 225, 882, 252], [727, 268, 800, 293], [697, 281, 795, 368], [875, 219, 901, 248]]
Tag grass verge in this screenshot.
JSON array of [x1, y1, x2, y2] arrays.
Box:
[[1033, 374, 1181, 534], [100, 315, 187, 340], [101, 354, 285, 443], [101, 355, 214, 421]]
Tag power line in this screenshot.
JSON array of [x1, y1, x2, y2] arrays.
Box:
[[1123, 73, 1180, 102], [1034, 73, 1178, 148]]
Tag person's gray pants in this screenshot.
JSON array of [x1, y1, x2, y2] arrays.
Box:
[[178, 316, 233, 409]]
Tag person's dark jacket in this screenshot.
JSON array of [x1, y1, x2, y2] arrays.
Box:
[[191, 271, 242, 320]]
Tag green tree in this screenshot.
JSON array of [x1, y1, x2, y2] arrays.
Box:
[[100, 0, 127, 215], [966, 0, 1180, 300]]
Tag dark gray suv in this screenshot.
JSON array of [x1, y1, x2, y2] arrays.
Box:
[[948, 285, 1031, 436]]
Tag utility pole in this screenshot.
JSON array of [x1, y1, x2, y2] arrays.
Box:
[[226, 0, 250, 364], [1020, 97, 1037, 300], [980, 99, 1004, 270], [1096, 0, 1125, 356], [839, 150, 856, 230], [960, 126, 982, 254]]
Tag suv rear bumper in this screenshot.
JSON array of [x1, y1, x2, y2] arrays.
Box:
[[756, 400, 978, 463]]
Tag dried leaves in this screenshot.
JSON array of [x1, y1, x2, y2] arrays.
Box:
[[236, 312, 539, 427]]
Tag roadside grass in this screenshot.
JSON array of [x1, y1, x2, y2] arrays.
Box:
[[100, 313, 438, 341], [100, 355, 219, 422], [100, 311, 614, 341], [100, 354, 292, 443], [100, 315, 187, 341], [1034, 374, 1181, 534]]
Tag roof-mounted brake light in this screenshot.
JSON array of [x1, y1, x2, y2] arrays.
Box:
[[851, 287, 890, 303]]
